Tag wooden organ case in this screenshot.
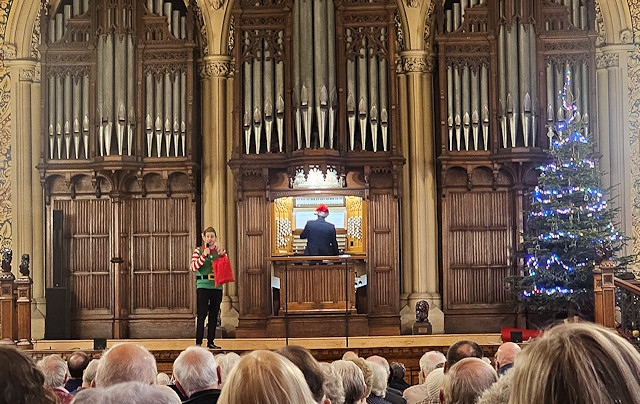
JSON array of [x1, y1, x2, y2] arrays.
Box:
[[229, 0, 405, 338], [37, 0, 201, 339], [434, 0, 597, 332]]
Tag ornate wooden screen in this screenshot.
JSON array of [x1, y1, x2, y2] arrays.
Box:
[[435, 0, 596, 332], [38, 0, 200, 338]]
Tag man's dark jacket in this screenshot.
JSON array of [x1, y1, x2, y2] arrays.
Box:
[[300, 217, 339, 255]]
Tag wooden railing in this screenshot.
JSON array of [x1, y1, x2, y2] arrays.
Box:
[[0, 249, 33, 348], [595, 258, 640, 347]]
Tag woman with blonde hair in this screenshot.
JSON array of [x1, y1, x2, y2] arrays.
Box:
[[509, 322, 640, 404], [218, 350, 316, 404], [331, 360, 367, 404]]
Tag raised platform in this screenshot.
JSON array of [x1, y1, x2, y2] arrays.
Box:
[[26, 333, 504, 384]]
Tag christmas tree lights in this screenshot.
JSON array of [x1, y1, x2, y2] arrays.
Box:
[[512, 67, 627, 317]]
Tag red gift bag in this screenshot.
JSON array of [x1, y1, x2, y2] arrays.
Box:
[[213, 254, 235, 287]]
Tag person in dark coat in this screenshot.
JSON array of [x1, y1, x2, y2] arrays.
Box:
[[300, 204, 340, 256]]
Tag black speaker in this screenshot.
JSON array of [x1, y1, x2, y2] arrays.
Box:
[[53, 210, 64, 287], [93, 338, 107, 350], [45, 287, 70, 339]]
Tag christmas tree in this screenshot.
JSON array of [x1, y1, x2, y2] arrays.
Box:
[[513, 67, 629, 319]]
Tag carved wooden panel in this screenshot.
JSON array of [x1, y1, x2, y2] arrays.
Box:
[[125, 196, 194, 313], [443, 190, 513, 311], [368, 192, 399, 314], [238, 195, 270, 316], [275, 262, 357, 313], [52, 198, 113, 315]]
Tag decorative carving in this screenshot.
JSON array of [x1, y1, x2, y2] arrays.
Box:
[[240, 29, 284, 64], [395, 12, 405, 52], [19, 254, 30, 277], [596, 53, 619, 69], [344, 26, 388, 61], [415, 300, 430, 322], [423, 1, 436, 45], [405, 0, 420, 8], [227, 15, 235, 56], [192, 2, 209, 56], [19, 67, 37, 81], [207, 0, 225, 10], [2, 44, 17, 60], [594, 0, 605, 46], [198, 60, 231, 78], [1, 249, 12, 272], [402, 55, 429, 73]]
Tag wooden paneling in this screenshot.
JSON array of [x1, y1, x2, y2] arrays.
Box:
[[126, 197, 193, 314], [238, 195, 270, 317], [443, 189, 514, 312]]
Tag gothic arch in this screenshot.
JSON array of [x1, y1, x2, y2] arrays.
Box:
[[597, 0, 633, 44]]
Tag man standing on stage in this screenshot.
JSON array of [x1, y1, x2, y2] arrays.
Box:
[[300, 204, 340, 256], [190, 226, 225, 349]]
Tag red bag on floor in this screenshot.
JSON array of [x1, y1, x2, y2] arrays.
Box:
[[213, 254, 234, 287]]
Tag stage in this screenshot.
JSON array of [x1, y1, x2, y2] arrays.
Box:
[[27, 334, 504, 383]]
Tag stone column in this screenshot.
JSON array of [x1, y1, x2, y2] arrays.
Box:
[[398, 50, 443, 333], [3, 49, 45, 339], [596, 47, 634, 258], [198, 55, 239, 333]]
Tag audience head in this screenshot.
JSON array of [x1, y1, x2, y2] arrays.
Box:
[[441, 357, 497, 404], [494, 342, 521, 372], [445, 340, 483, 372], [342, 351, 358, 360], [418, 350, 446, 382], [156, 372, 171, 386], [277, 345, 325, 403], [38, 354, 69, 389], [0, 346, 57, 404], [365, 355, 390, 378], [319, 362, 345, 404], [345, 357, 373, 398], [331, 360, 367, 404], [218, 349, 316, 404], [389, 361, 406, 383], [366, 360, 388, 397], [82, 359, 100, 387], [477, 367, 514, 404], [172, 345, 219, 398], [95, 343, 157, 387], [72, 381, 181, 404], [423, 367, 445, 404], [68, 350, 90, 379], [216, 351, 240, 387], [509, 322, 640, 404]]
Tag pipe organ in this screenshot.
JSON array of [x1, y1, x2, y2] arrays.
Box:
[[41, 0, 195, 161], [436, 0, 597, 332], [440, 0, 592, 152], [38, 0, 200, 339], [235, 0, 396, 155], [230, 0, 403, 338]]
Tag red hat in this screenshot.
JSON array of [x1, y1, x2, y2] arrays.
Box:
[[315, 204, 329, 217]]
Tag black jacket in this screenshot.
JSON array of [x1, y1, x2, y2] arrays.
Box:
[[300, 217, 339, 256]]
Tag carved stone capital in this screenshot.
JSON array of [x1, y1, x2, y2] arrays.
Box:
[[596, 53, 619, 69], [198, 57, 232, 79], [400, 51, 434, 73]]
